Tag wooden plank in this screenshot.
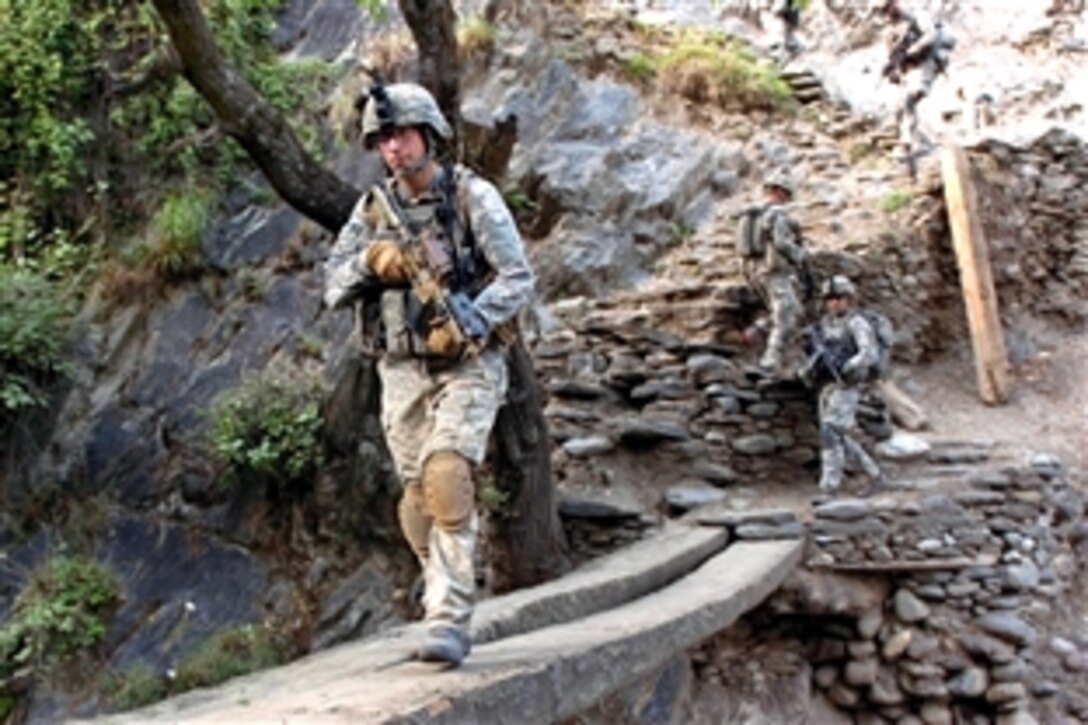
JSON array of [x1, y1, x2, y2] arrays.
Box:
[[875, 379, 929, 431], [941, 145, 1010, 404], [812, 553, 999, 573]]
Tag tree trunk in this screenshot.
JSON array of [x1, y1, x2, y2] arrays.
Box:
[[487, 338, 570, 591], [397, 0, 462, 141], [149, 0, 360, 233]]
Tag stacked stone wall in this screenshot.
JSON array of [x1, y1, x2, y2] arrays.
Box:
[[804, 461, 1086, 724]]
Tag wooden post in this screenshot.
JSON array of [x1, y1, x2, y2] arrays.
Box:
[[940, 145, 1010, 405]]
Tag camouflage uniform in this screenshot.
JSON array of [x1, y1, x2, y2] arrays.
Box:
[[885, 4, 951, 152], [801, 278, 884, 492], [324, 84, 534, 663], [742, 172, 807, 376]]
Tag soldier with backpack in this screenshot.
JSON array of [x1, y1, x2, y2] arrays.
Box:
[[324, 83, 535, 667], [737, 169, 812, 379], [879, 0, 956, 159], [798, 275, 888, 496]]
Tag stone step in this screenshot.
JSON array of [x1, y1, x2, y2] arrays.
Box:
[[781, 69, 823, 103], [109, 540, 803, 724], [473, 522, 727, 642]]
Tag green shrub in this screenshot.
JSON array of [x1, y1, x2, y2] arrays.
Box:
[[210, 365, 325, 489], [0, 0, 96, 255], [2, 0, 336, 269], [0, 266, 72, 415], [501, 184, 537, 214], [657, 36, 793, 112], [0, 555, 120, 680], [106, 625, 284, 711], [458, 15, 496, 60], [848, 141, 876, 165], [145, 187, 213, 281], [619, 51, 658, 84], [295, 334, 324, 361], [668, 220, 696, 245], [104, 665, 168, 712], [354, 0, 388, 21], [880, 189, 912, 214], [173, 624, 285, 691]]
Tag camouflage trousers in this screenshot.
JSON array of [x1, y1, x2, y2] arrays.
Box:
[[751, 273, 801, 374], [818, 383, 881, 492], [898, 59, 939, 151], [378, 348, 508, 632]]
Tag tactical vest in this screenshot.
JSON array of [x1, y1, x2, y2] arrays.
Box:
[[358, 165, 493, 360], [823, 311, 887, 383]]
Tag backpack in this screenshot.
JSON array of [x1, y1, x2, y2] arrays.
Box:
[[735, 205, 767, 259], [857, 308, 895, 380]]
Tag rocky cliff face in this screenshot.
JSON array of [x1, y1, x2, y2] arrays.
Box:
[[1, 0, 1084, 721]]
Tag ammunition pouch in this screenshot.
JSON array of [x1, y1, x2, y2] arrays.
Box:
[[377, 287, 500, 366]]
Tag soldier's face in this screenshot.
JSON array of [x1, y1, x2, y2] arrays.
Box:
[[825, 295, 850, 316], [376, 126, 427, 173], [764, 186, 789, 203]]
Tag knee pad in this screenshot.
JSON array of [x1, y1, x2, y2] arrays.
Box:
[[422, 451, 475, 531], [398, 484, 431, 562]]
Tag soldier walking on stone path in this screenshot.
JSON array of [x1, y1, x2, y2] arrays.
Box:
[[878, 0, 956, 162], [738, 169, 811, 380], [797, 276, 886, 496], [324, 83, 535, 667]]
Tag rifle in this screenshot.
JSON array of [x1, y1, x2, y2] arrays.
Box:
[[882, 22, 922, 83], [800, 327, 856, 387], [369, 184, 490, 357]]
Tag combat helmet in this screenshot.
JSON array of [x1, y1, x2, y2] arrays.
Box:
[[822, 275, 857, 299], [361, 82, 453, 150], [763, 169, 796, 198]]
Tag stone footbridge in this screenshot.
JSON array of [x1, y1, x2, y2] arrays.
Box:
[[96, 525, 803, 723]]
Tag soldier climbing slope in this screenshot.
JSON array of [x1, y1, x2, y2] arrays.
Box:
[[324, 83, 535, 667], [737, 169, 813, 380], [773, 0, 803, 58], [798, 276, 887, 496], [878, 0, 956, 162]]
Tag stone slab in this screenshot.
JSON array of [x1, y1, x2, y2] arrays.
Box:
[[92, 524, 728, 723], [100, 540, 802, 723]]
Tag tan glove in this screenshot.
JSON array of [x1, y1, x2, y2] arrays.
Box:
[[424, 321, 465, 359], [364, 241, 407, 285]]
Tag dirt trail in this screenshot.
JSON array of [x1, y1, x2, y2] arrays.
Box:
[[910, 322, 1088, 475]]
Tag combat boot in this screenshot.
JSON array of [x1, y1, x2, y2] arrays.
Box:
[[419, 625, 471, 667]]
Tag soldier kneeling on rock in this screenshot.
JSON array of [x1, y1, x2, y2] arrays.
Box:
[[798, 275, 887, 496]]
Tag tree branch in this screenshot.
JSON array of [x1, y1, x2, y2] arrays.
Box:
[[150, 0, 360, 233], [397, 0, 462, 142]]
